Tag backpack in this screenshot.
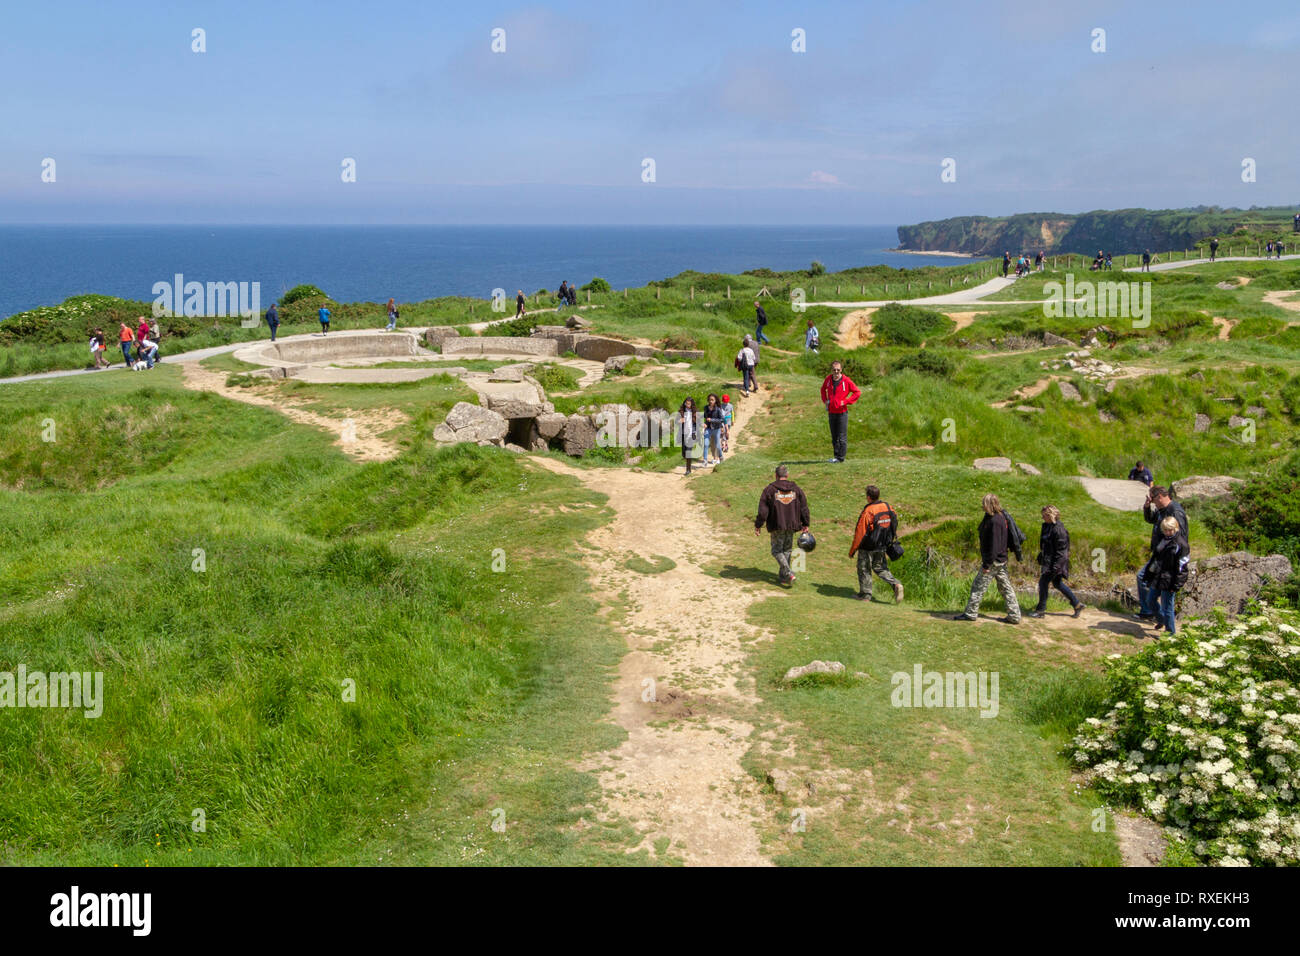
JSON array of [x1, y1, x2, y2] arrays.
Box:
[[1003, 512, 1027, 561], [809, 331, 820, 350], [863, 502, 898, 551]]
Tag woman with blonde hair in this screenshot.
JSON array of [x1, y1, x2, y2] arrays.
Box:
[[952, 493, 1021, 624], [1028, 505, 1085, 618], [1148, 515, 1190, 635]]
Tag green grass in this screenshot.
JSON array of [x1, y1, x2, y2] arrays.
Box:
[[624, 554, 677, 574], [0, 370, 634, 865]]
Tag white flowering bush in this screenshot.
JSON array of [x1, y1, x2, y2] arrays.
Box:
[[1071, 606, 1300, 866]]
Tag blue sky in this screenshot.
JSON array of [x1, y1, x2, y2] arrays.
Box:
[[1, 0, 1296, 224]]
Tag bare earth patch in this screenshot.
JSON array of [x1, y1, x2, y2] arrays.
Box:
[[530, 391, 776, 865], [1262, 289, 1300, 320], [943, 311, 985, 333], [837, 308, 876, 349], [178, 362, 405, 461]]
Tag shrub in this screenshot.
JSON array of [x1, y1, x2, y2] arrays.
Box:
[[1070, 608, 1300, 866], [1202, 452, 1300, 563], [282, 284, 327, 305], [492, 316, 537, 337], [871, 303, 954, 347], [581, 277, 612, 293], [532, 364, 581, 392], [809, 260, 826, 276], [893, 349, 960, 378], [660, 334, 700, 350]]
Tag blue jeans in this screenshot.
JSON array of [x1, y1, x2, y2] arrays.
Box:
[[268, 322, 278, 341], [1136, 564, 1157, 616], [704, 425, 723, 461], [144, 346, 158, 368], [1156, 590, 1177, 633], [755, 325, 769, 344], [742, 365, 756, 391], [121, 342, 133, 365]]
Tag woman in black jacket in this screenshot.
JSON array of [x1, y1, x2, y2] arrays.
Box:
[[1149, 516, 1190, 635], [678, 396, 701, 476], [1028, 506, 1085, 618]]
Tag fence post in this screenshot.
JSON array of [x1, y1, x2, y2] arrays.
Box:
[[690, 286, 694, 300], [624, 288, 627, 298], [726, 285, 730, 299], [656, 287, 660, 299], [836, 284, 840, 295]]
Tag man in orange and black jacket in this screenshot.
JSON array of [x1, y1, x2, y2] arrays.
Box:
[[848, 485, 903, 603]]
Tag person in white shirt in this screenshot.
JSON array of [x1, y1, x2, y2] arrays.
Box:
[[736, 337, 757, 395]]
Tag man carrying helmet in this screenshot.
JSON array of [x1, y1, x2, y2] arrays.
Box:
[[848, 485, 903, 603], [755, 464, 810, 587]]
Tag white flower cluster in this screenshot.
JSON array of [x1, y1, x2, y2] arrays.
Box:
[[1072, 607, 1300, 865]]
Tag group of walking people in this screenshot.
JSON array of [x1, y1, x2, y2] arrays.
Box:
[[677, 393, 733, 475], [90, 317, 160, 370], [750, 468, 1192, 635]]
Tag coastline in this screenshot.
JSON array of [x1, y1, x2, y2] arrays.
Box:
[[887, 248, 981, 259]]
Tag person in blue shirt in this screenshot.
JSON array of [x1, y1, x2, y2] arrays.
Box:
[[265, 303, 279, 342], [1128, 461, 1153, 486], [804, 319, 820, 352], [318, 305, 331, 334]]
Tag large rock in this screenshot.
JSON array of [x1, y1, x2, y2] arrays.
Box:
[[973, 457, 1013, 472], [1172, 475, 1244, 500], [1044, 331, 1072, 347], [1179, 552, 1294, 619], [604, 354, 634, 374], [561, 414, 598, 457], [565, 314, 592, 330], [433, 423, 457, 443], [1193, 413, 1211, 433], [662, 349, 705, 361], [423, 326, 460, 352], [783, 660, 845, 682], [487, 397, 549, 420], [536, 412, 567, 440], [1017, 462, 1042, 476], [444, 401, 508, 443], [1058, 381, 1082, 402]]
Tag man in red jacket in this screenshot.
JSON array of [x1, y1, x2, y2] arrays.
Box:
[[820, 360, 860, 463]]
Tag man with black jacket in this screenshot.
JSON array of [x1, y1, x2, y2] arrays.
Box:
[[1137, 485, 1188, 620], [953, 493, 1021, 623], [755, 465, 810, 586], [754, 301, 770, 344]]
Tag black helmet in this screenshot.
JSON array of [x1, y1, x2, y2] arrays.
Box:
[[797, 531, 816, 552]]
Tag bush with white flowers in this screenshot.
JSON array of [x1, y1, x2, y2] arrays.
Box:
[[1071, 607, 1300, 866]]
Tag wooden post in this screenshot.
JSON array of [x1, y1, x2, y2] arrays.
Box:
[[690, 286, 694, 300], [860, 284, 865, 294], [587, 289, 591, 302], [726, 285, 731, 299], [836, 284, 840, 295], [623, 288, 627, 298], [884, 283, 888, 293], [656, 287, 660, 299]]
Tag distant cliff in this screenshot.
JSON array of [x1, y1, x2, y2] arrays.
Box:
[[897, 205, 1300, 256]]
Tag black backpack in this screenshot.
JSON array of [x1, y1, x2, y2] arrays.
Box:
[[1003, 512, 1027, 561], [862, 502, 898, 551]]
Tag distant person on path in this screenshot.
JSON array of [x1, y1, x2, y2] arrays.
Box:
[[820, 359, 860, 464], [678, 396, 702, 476], [556, 282, 568, 311], [848, 485, 903, 603], [265, 303, 279, 342], [1038, 249, 1046, 272], [1137, 485, 1188, 622], [720, 394, 734, 453], [1002, 251, 1011, 277], [89, 329, 108, 369], [386, 297, 397, 330], [515, 290, 526, 318], [567, 282, 577, 306], [736, 337, 757, 396], [1104, 252, 1113, 270], [1278, 241, 1285, 260], [136, 317, 151, 346], [1141, 249, 1151, 272], [1209, 237, 1219, 262], [952, 493, 1022, 624], [805, 318, 820, 352], [1147, 515, 1190, 635], [754, 464, 810, 587], [702, 393, 725, 465], [754, 301, 770, 344], [1128, 460, 1153, 486], [318, 305, 331, 334], [118, 322, 135, 367], [1027, 506, 1084, 618]]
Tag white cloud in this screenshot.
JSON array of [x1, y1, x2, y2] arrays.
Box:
[[808, 170, 841, 186]]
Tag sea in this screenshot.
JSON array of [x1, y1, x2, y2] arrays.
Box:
[[0, 224, 967, 319]]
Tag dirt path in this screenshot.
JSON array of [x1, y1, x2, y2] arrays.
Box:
[[1262, 290, 1300, 321], [179, 362, 405, 461], [1076, 476, 1149, 511], [531, 391, 775, 865], [837, 308, 876, 348], [1212, 316, 1236, 341]]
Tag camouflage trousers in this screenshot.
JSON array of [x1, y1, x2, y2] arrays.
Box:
[[857, 550, 899, 598], [962, 562, 1021, 621], [770, 530, 795, 579]]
